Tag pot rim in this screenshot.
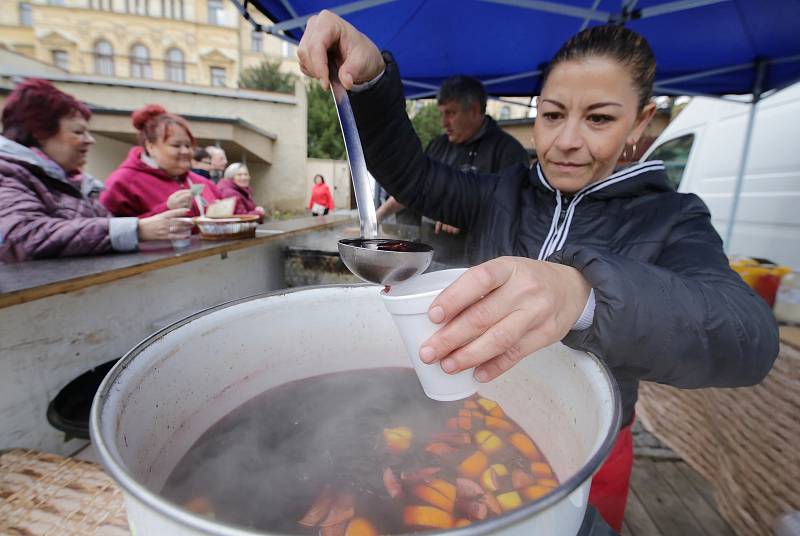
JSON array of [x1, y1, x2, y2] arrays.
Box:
[[91, 284, 622, 536]]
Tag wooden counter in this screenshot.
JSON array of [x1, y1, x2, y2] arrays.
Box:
[[0, 215, 351, 309]]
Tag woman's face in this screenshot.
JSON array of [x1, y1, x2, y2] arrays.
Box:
[[233, 166, 251, 188], [39, 113, 95, 173], [533, 56, 656, 193], [146, 126, 193, 177], [314, 176, 323, 185]]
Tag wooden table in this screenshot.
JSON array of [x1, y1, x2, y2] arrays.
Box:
[[0, 215, 353, 456]]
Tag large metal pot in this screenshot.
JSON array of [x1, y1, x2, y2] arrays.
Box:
[[91, 285, 620, 535]]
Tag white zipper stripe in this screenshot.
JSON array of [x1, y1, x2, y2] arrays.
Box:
[[537, 190, 562, 260], [535, 160, 666, 258]]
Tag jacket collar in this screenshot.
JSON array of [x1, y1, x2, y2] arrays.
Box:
[[122, 146, 187, 182], [532, 160, 671, 199], [0, 135, 69, 183]]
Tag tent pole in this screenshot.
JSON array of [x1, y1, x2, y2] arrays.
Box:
[[724, 60, 767, 253]]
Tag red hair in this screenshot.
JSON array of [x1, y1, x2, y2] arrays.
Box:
[[2, 78, 91, 147], [131, 104, 195, 147]]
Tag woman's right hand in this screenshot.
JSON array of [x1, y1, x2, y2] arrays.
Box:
[[167, 189, 193, 210], [297, 10, 385, 90], [138, 208, 192, 241]]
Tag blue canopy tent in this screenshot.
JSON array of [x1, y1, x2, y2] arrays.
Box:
[[233, 0, 800, 250]]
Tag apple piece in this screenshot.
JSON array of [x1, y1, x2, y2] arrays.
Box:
[[456, 498, 489, 521], [530, 462, 554, 479], [455, 518, 472, 527], [403, 505, 454, 529], [429, 479, 457, 505], [537, 478, 559, 488], [485, 416, 514, 432], [320, 494, 355, 527], [522, 485, 553, 501], [383, 467, 403, 499], [497, 491, 523, 512], [489, 406, 505, 418], [509, 432, 541, 461], [458, 450, 489, 479], [511, 469, 535, 489], [457, 412, 472, 431], [383, 426, 413, 454], [183, 497, 213, 515], [321, 523, 347, 536], [298, 488, 333, 527], [400, 466, 441, 482], [480, 493, 503, 515], [455, 477, 484, 499], [463, 400, 479, 410], [425, 442, 457, 457], [474, 430, 503, 455], [345, 517, 379, 536]]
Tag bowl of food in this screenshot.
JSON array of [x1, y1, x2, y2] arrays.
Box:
[[194, 215, 260, 240], [91, 285, 620, 536]]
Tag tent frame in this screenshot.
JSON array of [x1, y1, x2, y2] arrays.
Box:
[[232, 0, 800, 252]]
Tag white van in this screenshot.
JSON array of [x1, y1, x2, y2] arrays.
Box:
[[642, 83, 800, 269]]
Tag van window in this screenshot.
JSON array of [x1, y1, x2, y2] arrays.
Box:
[[647, 134, 695, 189]]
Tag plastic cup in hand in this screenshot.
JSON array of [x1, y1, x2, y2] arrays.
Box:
[[381, 268, 478, 401], [170, 218, 193, 250]]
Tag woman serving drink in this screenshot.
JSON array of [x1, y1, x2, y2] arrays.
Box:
[[297, 11, 778, 531]]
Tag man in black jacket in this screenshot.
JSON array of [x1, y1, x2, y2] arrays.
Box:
[[378, 76, 529, 263]]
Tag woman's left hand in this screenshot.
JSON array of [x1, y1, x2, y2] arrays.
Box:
[[420, 257, 591, 382]]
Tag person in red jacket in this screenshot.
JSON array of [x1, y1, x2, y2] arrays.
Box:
[[101, 105, 243, 218], [308, 174, 334, 216], [217, 163, 265, 218]]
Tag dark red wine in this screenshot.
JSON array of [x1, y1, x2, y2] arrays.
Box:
[[340, 238, 433, 253]]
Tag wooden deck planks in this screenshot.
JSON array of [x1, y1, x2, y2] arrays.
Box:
[[625, 457, 734, 536]]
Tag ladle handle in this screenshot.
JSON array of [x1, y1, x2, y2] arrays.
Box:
[[329, 60, 379, 239]]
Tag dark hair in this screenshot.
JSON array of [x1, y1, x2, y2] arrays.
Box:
[[314, 174, 325, 184], [437, 76, 487, 114], [542, 25, 656, 110], [131, 104, 195, 148], [2, 78, 91, 147], [193, 147, 210, 161]]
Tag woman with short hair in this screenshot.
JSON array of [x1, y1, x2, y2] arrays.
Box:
[[308, 173, 334, 216], [0, 79, 189, 262], [217, 163, 265, 218]]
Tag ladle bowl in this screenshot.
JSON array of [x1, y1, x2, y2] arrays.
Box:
[[329, 59, 433, 285], [338, 238, 433, 285]]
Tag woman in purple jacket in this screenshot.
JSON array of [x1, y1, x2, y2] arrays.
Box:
[[0, 79, 191, 262]]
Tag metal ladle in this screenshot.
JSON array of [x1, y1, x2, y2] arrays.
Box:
[[329, 61, 433, 285]]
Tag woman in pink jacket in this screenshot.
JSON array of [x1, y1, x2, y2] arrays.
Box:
[[101, 105, 234, 218], [0, 79, 189, 262], [308, 174, 335, 216]]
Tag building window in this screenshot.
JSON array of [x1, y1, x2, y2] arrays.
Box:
[[210, 66, 226, 87], [251, 30, 263, 53], [281, 41, 294, 59], [92, 0, 113, 10], [47, 0, 64, 5], [499, 105, 511, 120], [130, 44, 151, 79], [93, 40, 115, 76], [207, 0, 224, 25], [52, 50, 69, 70], [161, 0, 182, 18], [165, 47, 185, 83], [19, 3, 32, 26]]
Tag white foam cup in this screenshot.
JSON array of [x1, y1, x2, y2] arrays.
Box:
[[381, 268, 479, 401]]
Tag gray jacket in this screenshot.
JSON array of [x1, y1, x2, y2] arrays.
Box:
[[0, 136, 138, 262], [351, 54, 779, 426]]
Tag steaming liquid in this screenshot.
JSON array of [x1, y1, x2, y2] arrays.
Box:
[[162, 368, 557, 533]]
